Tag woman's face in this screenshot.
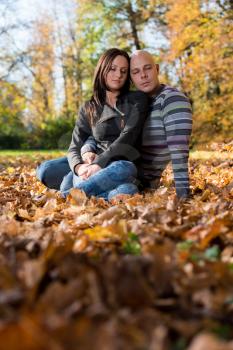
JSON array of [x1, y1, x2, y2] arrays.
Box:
[[105, 55, 129, 93]]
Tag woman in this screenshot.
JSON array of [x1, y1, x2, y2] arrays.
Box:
[[38, 48, 148, 201]]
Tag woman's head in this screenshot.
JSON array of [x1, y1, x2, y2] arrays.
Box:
[[93, 48, 130, 105]]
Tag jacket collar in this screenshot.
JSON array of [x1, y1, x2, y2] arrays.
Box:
[[96, 104, 120, 124]]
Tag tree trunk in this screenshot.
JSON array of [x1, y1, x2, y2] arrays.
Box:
[[126, 0, 141, 49]]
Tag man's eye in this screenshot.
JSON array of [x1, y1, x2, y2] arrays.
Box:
[[145, 66, 152, 70], [131, 70, 138, 75]]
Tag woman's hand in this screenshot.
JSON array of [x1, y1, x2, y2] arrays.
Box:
[[74, 164, 89, 179], [83, 164, 102, 179], [74, 163, 101, 180], [82, 152, 97, 164]]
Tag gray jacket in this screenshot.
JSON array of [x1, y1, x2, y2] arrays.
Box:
[[68, 91, 149, 171]]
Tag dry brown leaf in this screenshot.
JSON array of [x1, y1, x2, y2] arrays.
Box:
[[18, 259, 45, 288], [73, 235, 89, 253], [17, 209, 33, 221], [188, 333, 233, 350], [0, 150, 233, 349], [68, 188, 88, 205], [199, 219, 229, 249], [0, 315, 62, 350]]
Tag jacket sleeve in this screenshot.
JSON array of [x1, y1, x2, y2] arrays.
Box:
[[92, 92, 149, 168], [80, 136, 97, 156], [67, 105, 92, 172]]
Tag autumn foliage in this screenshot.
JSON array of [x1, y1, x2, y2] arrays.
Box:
[[165, 0, 233, 144], [0, 144, 232, 349], [0, 0, 232, 149]]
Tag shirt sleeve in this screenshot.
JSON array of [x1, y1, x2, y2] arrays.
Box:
[[92, 92, 149, 168], [163, 91, 193, 198], [67, 105, 92, 172]]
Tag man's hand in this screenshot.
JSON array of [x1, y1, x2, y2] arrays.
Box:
[[82, 152, 97, 164]]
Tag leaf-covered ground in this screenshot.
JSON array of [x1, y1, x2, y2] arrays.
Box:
[[0, 144, 232, 350]]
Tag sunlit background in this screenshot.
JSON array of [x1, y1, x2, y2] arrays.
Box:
[[0, 0, 232, 149]]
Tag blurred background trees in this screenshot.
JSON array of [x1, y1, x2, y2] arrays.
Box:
[[0, 0, 232, 149], [165, 0, 233, 144]]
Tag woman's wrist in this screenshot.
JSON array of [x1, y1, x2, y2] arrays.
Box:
[[74, 163, 83, 175]]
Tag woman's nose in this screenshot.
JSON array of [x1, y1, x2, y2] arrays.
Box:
[[115, 70, 122, 78]]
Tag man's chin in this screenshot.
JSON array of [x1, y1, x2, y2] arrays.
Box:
[[138, 86, 153, 94]]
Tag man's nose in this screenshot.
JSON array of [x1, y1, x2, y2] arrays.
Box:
[[140, 70, 147, 79]]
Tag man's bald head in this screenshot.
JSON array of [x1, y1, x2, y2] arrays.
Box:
[[131, 50, 154, 62], [130, 50, 160, 96]]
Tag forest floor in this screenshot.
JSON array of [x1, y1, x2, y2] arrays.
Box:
[[0, 144, 232, 350]]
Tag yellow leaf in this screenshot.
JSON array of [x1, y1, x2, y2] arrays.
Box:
[[18, 209, 32, 221], [7, 167, 15, 174], [84, 221, 127, 242]]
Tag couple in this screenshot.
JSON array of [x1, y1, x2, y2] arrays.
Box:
[[37, 48, 192, 201]]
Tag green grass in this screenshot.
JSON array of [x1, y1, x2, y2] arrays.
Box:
[[0, 150, 232, 160], [0, 150, 65, 157]]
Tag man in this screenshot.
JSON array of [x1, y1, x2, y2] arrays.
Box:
[[37, 50, 192, 198], [130, 50, 192, 198]]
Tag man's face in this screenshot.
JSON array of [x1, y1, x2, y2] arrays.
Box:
[[130, 52, 160, 96]]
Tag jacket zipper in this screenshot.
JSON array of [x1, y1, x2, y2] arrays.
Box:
[[96, 104, 125, 129], [114, 104, 125, 130]]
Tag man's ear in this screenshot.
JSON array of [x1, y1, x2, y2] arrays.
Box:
[[156, 64, 159, 73]]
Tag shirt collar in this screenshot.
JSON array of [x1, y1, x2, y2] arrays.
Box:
[[150, 84, 165, 100]]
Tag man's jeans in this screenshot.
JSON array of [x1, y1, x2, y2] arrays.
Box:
[[36, 157, 138, 201]]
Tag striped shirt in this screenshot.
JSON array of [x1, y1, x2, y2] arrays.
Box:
[[139, 84, 192, 197]]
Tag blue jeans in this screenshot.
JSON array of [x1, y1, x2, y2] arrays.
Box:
[[36, 156, 70, 190], [36, 157, 138, 201], [61, 160, 138, 200]]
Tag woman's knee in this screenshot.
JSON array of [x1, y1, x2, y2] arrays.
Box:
[[109, 160, 137, 180], [108, 183, 138, 200], [36, 157, 70, 189], [36, 160, 53, 183], [60, 171, 73, 192], [36, 163, 45, 183]]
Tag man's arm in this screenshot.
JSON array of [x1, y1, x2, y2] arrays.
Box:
[[163, 91, 192, 198]]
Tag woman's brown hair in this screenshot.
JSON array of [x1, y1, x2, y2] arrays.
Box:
[[85, 48, 130, 124]]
